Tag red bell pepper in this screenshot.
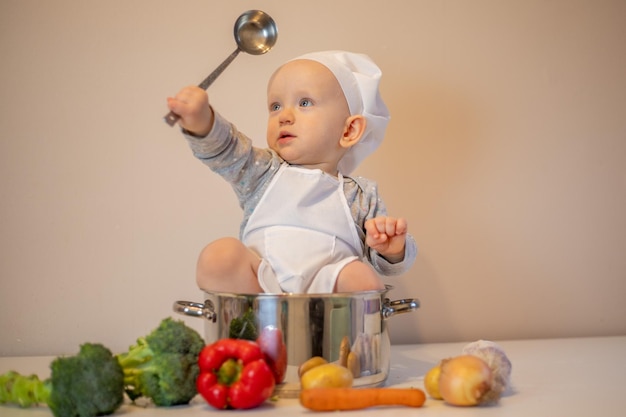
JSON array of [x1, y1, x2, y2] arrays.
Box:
[[197, 338, 275, 409], [257, 326, 287, 384]]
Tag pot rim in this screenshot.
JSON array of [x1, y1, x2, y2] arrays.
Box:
[[198, 284, 394, 299]]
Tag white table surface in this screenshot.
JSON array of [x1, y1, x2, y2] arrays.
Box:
[[1, 336, 624, 416]]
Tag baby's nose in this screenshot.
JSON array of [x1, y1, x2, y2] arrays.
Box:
[[279, 107, 294, 124]]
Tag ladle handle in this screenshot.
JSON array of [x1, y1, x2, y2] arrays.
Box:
[[164, 48, 242, 127]]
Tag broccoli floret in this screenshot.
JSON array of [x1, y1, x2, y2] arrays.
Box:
[[0, 343, 124, 417], [116, 317, 205, 406], [228, 308, 258, 340]]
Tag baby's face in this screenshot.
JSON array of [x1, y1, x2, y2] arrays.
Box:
[[266, 60, 351, 174]]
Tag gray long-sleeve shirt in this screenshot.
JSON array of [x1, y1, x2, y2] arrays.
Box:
[[185, 111, 417, 276]]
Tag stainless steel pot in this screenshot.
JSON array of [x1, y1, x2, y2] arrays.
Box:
[[174, 285, 418, 398]]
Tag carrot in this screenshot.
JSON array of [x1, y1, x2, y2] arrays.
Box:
[[299, 387, 426, 411]]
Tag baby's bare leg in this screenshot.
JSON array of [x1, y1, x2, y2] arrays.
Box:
[[196, 237, 263, 293], [334, 260, 385, 293]]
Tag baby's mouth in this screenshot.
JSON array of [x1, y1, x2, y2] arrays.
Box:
[[278, 131, 295, 142]]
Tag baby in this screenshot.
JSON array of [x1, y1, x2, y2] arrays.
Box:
[[167, 51, 417, 294]]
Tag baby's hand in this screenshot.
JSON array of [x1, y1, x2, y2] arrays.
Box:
[[365, 217, 408, 263], [166, 86, 214, 136]]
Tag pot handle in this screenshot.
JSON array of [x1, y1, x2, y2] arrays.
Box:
[[382, 298, 420, 320], [173, 300, 217, 323]]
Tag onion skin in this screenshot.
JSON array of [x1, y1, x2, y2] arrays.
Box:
[[438, 355, 500, 406]]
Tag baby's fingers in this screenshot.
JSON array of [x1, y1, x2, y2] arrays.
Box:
[[368, 217, 406, 237], [169, 87, 206, 113], [394, 218, 408, 236], [364, 218, 383, 238]]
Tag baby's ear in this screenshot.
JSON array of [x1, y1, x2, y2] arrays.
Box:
[[340, 115, 367, 149]]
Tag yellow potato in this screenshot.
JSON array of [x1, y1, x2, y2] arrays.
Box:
[[300, 363, 354, 389], [298, 356, 328, 378], [424, 363, 443, 400]]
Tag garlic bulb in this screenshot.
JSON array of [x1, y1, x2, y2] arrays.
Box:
[[462, 340, 512, 395]]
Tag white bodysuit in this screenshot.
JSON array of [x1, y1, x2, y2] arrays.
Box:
[[242, 165, 362, 293]]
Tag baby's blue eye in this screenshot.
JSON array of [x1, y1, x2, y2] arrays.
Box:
[[270, 103, 281, 111], [299, 98, 313, 107]]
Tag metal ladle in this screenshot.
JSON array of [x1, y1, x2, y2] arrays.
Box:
[[164, 10, 278, 126]]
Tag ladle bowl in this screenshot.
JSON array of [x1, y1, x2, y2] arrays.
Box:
[[234, 9, 278, 55], [164, 10, 277, 126]]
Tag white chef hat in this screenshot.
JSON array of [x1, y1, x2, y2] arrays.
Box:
[[292, 51, 390, 175]]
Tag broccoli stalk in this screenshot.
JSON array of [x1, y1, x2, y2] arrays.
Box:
[[0, 343, 124, 417], [116, 317, 205, 406], [0, 371, 50, 407]]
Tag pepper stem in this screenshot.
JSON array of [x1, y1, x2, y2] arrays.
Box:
[[217, 359, 242, 386]]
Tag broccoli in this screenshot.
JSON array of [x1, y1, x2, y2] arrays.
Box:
[[0, 343, 124, 417], [116, 317, 205, 406], [228, 308, 258, 340]]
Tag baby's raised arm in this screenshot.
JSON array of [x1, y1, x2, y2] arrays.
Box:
[[166, 86, 214, 137]]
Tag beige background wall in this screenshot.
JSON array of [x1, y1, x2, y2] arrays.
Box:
[[1, 0, 625, 356]]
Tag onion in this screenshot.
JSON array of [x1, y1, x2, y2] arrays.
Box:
[[438, 355, 500, 406]]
